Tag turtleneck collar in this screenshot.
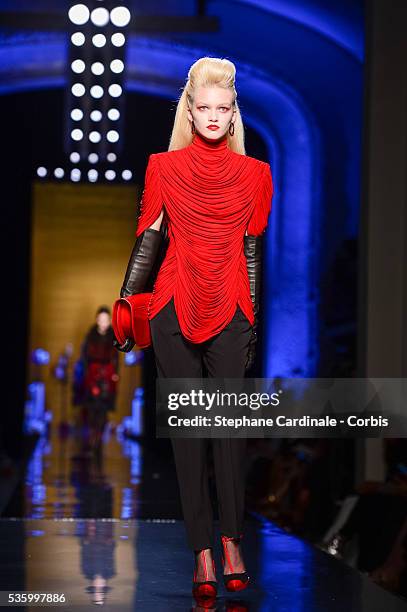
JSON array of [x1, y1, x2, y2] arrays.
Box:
[[191, 130, 229, 153]]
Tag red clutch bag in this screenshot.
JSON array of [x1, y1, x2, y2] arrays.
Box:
[[112, 293, 152, 349]]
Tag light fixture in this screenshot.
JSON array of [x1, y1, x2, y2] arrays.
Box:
[[68, 4, 90, 26], [108, 84, 122, 97], [90, 85, 104, 99], [71, 108, 84, 121], [70, 152, 80, 163], [54, 168, 64, 179], [71, 168, 81, 181], [89, 131, 102, 143], [71, 32, 85, 46], [71, 128, 84, 141], [88, 169, 98, 182], [110, 6, 131, 27], [107, 130, 119, 143], [91, 7, 110, 27], [91, 62, 105, 75], [110, 59, 124, 74], [71, 83, 86, 97], [92, 33, 106, 48], [90, 110, 102, 121], [71, 59, 86, 74], [67, 2, 129, 169], [107, 108, 120, 121], [111, 32, 125, 47]]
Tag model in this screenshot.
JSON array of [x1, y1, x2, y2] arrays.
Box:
[[79, 306, 118, 455], [114, 56, 273, 603]]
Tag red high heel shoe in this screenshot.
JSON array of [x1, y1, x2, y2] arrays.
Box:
[[220, 534, 250, 592], [192, 549, 218, 602]]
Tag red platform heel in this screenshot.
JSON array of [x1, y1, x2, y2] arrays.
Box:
[[192, 548, 218, 602], [220, 534, 250, 592]]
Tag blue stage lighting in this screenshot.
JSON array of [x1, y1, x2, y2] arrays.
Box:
[[31, 348, 50, 366]]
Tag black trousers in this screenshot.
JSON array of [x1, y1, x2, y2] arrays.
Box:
[[149, 296, 252, 550]]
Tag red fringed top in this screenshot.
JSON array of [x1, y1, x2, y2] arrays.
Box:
[[135, 132, 274, 343]]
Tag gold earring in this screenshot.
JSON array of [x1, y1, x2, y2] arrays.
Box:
[[229, 122, 235, 136]]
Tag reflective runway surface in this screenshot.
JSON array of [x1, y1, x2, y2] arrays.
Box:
[[4, 424, 181, 520], [1, 427, 406, 610], [0, 518, 406, 611]]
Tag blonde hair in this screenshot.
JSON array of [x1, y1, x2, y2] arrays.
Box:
[[168, 57, 245, 155]]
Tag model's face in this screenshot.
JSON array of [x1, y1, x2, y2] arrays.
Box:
[[187, 86, 236, 142], [96, 312, 110, 332]]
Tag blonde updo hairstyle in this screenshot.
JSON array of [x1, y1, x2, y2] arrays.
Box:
[[168, 57, 245, 155]]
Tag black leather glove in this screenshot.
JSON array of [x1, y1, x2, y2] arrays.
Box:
[[120, 228, 163, 298], [113, 336, 136, 353], [243, 234, 263, 371], [113, 228, 163, 353]]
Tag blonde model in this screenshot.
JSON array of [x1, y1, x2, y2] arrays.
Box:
[[114, 56, 274, 603]]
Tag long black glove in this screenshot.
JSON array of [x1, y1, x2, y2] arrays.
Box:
[[244, 234, 263, 371], [113, 228, 163, 353]]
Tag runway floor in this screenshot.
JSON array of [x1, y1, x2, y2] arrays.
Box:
[[0, 425, 406, 611]]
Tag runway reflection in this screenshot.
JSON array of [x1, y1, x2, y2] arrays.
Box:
[[0, 427, 404, 610]]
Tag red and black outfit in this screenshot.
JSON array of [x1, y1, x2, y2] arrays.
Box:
[[80, 325, 118, 435], [136, 131, 273, 342], [125, 131, 273, 551]]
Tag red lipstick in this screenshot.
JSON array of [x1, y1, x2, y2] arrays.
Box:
[[207, 125, 219, 131]]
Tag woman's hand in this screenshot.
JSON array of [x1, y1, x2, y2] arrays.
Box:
[[113, 336, 135, 353], [245, 330, 257, 371]]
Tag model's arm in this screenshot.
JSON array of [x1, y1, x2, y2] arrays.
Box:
[[114, 155, 166, 353], [244, 233, 263, 371], [149, 210, 164, 231], [244, 163, 273, 370], [120, 209, 164, 299], [113, 218, 164, 353], [121, 154, 166, 298]]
